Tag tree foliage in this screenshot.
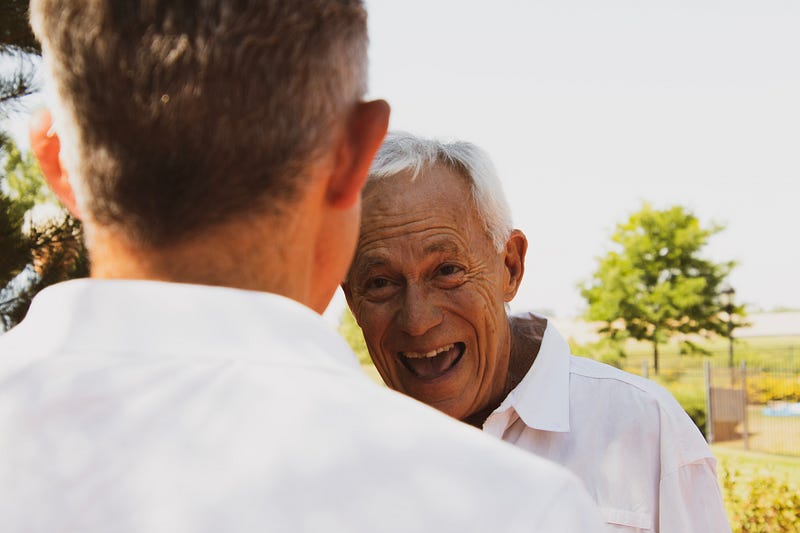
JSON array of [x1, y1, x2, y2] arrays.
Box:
[[0, 0, 40, 126], [580, 204, 743, 373], [0, 0, 39, 109], [0, 180, 27, 282], [0, 0, 39, 54]]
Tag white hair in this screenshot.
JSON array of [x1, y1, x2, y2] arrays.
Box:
[[367, 132, 513, 251]]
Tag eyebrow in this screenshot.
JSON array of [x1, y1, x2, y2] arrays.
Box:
[[422, 240, 462, 256], [353, 239, 465, 279], [353, 256, 389, 278]]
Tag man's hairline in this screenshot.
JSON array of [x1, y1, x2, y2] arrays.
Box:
[[365, 161, 511, 253]]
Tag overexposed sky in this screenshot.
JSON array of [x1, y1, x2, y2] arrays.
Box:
[[363, 0, 800, 316], [2, 1, 799, 319]]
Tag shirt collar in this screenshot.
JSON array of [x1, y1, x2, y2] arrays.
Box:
[[490, 319, 572, 432], [14, 278, 362, 373]]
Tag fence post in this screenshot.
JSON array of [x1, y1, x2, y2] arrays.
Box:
[[704, 360, 714, 444], [641, 359, 649, 379], [740, 360, 749, 451]]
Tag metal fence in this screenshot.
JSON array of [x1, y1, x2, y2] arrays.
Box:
[[705, 362, 800, 456], [619, 344, 800, 457]]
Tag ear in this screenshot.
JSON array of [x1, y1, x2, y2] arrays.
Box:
[[327, 99, 390, 208], [29, 108, 81, 218], [502, 229, 527, 302]]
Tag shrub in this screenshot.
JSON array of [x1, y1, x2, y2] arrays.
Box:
[[746, 374, 800, 405], [664, 383, 707, 438], [722, 463, 800, 532]]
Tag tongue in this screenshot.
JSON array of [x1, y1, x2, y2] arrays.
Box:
[[404, 345, 461, 379]]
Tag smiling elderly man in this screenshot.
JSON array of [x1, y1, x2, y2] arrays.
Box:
[[344, 132, 731, 533]]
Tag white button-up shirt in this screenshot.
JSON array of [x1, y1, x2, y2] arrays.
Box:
[[0, 280, 604, 533], [484, 318, 730, 533]]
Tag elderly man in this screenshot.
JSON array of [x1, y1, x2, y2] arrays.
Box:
[[344, 132, 731, 532], [0, 2, 603, 532]]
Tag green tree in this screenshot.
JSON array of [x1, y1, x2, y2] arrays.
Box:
[[0, 182, 27, 283], [1, 0, 40, 146], [0, 137, 36, 284], [2, 136, 57, 216], [580, 204, 743, 374], [0, 1, 39, 54]]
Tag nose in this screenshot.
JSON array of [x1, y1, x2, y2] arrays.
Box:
[[398, 283, 442, 337]]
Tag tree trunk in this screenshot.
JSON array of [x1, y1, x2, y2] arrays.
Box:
[[652, 339, 659, 375]]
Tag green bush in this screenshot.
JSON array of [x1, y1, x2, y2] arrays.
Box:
[[746, 374, 800, 405], [569, 337, 626, 369], [722, 463, 800, 532], [663, 382, 707, 438]]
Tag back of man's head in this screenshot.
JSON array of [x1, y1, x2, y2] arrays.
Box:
[[30, 0, 368, 247]]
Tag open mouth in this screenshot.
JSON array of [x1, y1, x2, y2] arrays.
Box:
[[398, 342, 465, 380]]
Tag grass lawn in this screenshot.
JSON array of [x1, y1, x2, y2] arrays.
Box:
[[713, 445, 800, 485], [620, 335, 800, 372]]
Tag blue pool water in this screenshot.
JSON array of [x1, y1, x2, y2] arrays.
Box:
[[762, 402, 800, 417]]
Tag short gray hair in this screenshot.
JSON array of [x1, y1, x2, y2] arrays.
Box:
[[31, 0, 368, 246], [367, 132, 513, 251]]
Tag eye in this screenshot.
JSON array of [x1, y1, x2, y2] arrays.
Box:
[[359, 276, 400, 302], [434, 264, 466, 289], [365, 277, 392, 290], [437, 264, 463, 277]]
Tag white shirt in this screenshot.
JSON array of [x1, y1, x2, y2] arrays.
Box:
[[484, 319, 730, 533], [0, 280, 604, 533]]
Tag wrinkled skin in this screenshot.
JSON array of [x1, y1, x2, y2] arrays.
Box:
[[344, 164, 529, 424]]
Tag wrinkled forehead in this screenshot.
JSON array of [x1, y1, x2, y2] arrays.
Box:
[[355, 164, 491, 261], [362, 162, 475, 218]]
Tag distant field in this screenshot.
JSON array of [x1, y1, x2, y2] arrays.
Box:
[[614, 335, 800, 373]]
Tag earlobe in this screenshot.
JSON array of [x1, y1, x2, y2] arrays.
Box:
[[503, 229, 528, 301], [29, 108, 81, 218], [327, 99, 390, 208]]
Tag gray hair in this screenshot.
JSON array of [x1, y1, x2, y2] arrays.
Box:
[[30, 0, 368, 246], [367, 132, 513, 251]]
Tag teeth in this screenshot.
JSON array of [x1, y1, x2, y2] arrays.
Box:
[[403, 343, 455, 359]]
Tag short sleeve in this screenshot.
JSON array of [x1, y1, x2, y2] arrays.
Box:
[[659, 459, 731, 533]]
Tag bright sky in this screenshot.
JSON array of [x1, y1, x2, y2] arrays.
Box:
[[3, 1, 799, 320]]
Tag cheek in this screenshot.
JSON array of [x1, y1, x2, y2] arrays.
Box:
[[455, 278, 505, 330], [453, 280, 507, 362]]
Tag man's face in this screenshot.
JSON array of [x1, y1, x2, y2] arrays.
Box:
[[345, 164, 514, 420]]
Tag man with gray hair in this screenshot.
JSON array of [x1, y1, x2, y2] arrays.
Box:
[[0, 2, 603, 532], [345, 132, 731, 532]]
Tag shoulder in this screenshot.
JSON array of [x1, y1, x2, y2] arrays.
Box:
[[568, 355, 683, 409], [339, 381, 602, 528], [567, 355, 713, 468]]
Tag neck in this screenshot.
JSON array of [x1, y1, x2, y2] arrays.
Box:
[[86, 209, 319, 307], [462, 314, 544, 428], [505, 313, 545, 392]]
